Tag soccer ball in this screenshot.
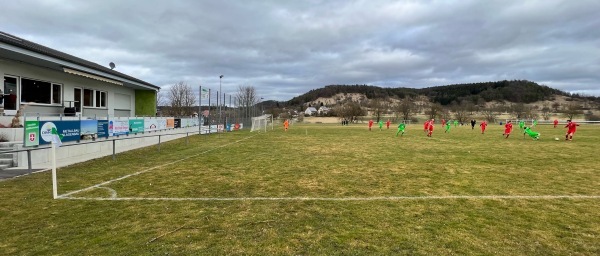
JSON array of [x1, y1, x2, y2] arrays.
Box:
[[554, 137, 559, 141]]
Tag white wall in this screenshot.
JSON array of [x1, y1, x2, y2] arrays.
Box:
[[0, 59, 136, 118], [16, 125, 203, 170]]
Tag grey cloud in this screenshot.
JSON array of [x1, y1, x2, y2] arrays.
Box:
[[1, 0, 599, 101]]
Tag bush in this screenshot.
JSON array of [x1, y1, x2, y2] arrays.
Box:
[[585, 114, 600, 121]]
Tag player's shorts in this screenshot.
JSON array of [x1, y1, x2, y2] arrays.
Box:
[[504, 129, 511, 134], [567, 130, 576, 134]]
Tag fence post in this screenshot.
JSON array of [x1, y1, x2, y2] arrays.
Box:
[[112, 140, 116, 160], [158, 135, 161, 152], [186, 132, 189, 145], [27, 149, 32, 172]]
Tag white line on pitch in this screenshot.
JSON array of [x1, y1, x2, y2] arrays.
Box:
[[58, 134, 258, 199], [59, 195, 600, 201]]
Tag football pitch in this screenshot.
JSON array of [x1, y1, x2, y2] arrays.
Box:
[[1, 123, 599, 255]]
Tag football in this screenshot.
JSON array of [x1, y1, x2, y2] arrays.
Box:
[[555, 137, 559, 141]]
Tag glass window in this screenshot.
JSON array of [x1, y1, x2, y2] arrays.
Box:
[[21, 78, 51, 104], [100, 91, 107, 107], [52, 84, 61, 104], [3, 76, 18, 110], [83, 89, 93, 107]]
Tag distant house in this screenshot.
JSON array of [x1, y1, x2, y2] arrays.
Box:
[[318, 106, 330, 115], [305, 107, 317, 116]]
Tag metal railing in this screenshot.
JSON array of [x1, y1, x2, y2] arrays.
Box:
[[0, 130, 203, 172]]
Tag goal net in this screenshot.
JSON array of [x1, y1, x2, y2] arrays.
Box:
[[250, 114, 272, 132]]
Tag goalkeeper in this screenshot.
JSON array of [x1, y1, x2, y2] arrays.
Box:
[[523, 126, 540, 140], [396, 122, 406, 137]]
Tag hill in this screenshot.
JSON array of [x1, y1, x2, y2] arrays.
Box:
[[286, 80, 597, 107]]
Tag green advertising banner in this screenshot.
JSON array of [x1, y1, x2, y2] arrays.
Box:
[[25, 120, 40, 147], [129, 119, 144, 133]]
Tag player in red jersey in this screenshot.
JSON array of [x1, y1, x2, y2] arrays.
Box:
[[564, 120, 579, 141], [424, 120, 429, 132], [480, 120, 487, 134], [503, 120, 513, 138], [441, 119, 446, 127], [553, 119, 559, 128], [369, 119, 373, 131], [427, 120, 434, 137], [386, 119, 390, 129]]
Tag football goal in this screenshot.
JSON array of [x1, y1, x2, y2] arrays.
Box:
[[250, 114, 273, 132]]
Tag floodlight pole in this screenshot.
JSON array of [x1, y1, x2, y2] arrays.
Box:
[[260, 97, 264, 115], [219, 75, 223, 133]]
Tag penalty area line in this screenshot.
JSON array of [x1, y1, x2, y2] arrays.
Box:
[[58, 195, 600, 201], [58, 134, 258, 199]]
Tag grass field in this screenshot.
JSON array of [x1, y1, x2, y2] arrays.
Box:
[[1, 123, 599, 255]]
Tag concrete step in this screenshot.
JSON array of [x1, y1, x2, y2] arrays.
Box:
[[0, 158, 13, 165], [0, 164, 11, 171], [0, 153, 14, 159]]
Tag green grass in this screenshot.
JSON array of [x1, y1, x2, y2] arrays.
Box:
[[1, 123, 599, 255]]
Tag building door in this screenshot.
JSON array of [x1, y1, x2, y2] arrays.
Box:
[[74, 87, 82, 114], [2, 76, 18, 115]]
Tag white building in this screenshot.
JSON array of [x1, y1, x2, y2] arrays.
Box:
[[0, 30, 159, 124], [318, 106, 330, 115], [305, 107, 317, 116]]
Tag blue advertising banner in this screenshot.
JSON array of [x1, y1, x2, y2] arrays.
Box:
[[97, 120, 109, 138], [39, 121, 80, 145], [80, 120, 98, 141]]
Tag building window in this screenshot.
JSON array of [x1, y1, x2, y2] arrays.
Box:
[[52, 84, 61, 104], [83, 88, 107, 108], [95, 91, 106, 107], [21, 78, 61, 104], [83, 89, 94, 107]]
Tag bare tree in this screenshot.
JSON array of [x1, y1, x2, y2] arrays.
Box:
[[369, 99, 386, 122], [397, 97, 415, 121], [551, 102, 561, 113], [235, 85, 259, 118], [482, 106, 497, 123], [541, 104, 552, 120], [510, 103, 527, 120], [425, 102, 443, 119], [166, 82, 197, 117], [156, 90, 167, 107], [452, 101, 470, 124], [563, 103, 582, 120]]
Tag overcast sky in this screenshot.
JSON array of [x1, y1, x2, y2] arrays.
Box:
[[2, 0, 599, 101]]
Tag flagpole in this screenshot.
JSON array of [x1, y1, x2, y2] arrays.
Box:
[[198, 85, 202, 135], [52, 141, 58, 199]]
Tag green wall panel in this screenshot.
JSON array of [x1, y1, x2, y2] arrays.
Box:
[[135, 90, 157, 116]]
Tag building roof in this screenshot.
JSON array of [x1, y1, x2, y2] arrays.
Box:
[[0, 31, 159, 90], [306, 107, 317, 112]]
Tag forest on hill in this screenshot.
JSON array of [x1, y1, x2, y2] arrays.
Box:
[[287, 80, 596, 106]]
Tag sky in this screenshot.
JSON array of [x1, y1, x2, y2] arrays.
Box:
[[1, 0, 599, 102]]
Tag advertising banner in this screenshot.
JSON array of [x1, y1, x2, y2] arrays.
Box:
[[39, 121, 80, 145], [166, 118, 175, 129], [157, 119, 167, 130], [80, 120, 98, 140], [174, 119, 181, 128], [145, 119, 159, 132], [24, 121, 39, 147], [109, 120, 129, 136], [129, 119, 144, 133], [97, 120, 109, 138]]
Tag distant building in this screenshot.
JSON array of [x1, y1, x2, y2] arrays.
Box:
[[0, 30, 159, 118], [318, 106, 330, 115], [305, 107, 317, 116]]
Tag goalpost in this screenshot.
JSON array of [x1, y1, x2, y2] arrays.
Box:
[[250, 114, 273, 132]]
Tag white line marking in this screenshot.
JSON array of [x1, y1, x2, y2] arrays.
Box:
[[59, 195, 600, 201], [58, 134, 258, 199], [97, 186, 118, 199]]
